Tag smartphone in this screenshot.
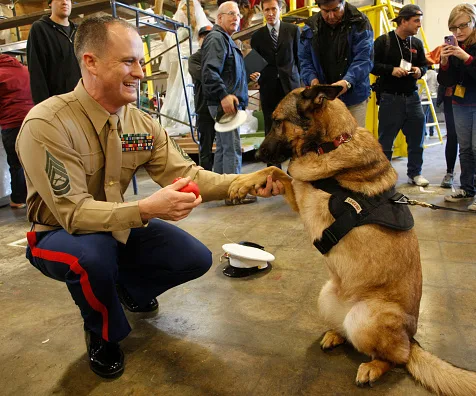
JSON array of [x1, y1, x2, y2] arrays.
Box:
[[445, 35, 457, 46]]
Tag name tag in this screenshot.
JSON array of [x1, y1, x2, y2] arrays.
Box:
[[454, 85, 466, 98], [400, 59, 412, 71], [121, 133, 154, 152]]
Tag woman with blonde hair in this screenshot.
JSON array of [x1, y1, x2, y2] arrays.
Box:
[[439, 3, 476, 211]]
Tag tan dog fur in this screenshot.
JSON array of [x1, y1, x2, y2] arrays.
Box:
[[229, 85, 476, 395]]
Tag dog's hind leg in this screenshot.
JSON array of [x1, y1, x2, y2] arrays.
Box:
[[318, 280, 350, 349], [343, 300, 412, 386]]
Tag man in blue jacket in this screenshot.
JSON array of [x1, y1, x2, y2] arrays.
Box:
[[298, 0, 373, 127], [201, 1, 248, 175], [201, 1, 256, 205]]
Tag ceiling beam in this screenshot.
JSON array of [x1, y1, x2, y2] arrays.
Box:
[[0, 0, 143, 31]]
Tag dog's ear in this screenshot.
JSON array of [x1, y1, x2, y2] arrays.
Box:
[[301, 85, 343, 105]]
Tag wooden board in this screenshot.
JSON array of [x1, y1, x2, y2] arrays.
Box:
[[171, 133, 264, 155]]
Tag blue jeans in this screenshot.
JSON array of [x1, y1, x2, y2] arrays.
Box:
[[208, 106, 242, 174], [378, 92, 426, 178], [452, 104, 476, 196]]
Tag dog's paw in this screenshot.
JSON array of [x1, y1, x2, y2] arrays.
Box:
[[355, 360, 394, 387], [320, 330, 346, 350]]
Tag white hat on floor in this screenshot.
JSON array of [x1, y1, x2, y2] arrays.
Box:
[[222, 243, 274, 277]]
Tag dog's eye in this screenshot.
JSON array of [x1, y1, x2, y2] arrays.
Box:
[[274, 120, 282, 127]]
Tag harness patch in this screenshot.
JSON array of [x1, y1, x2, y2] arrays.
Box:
[[45, 150, 71, 196], [344, 197, 362, 214]]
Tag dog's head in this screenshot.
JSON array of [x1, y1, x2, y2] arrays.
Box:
[[256, 84, 357, 165]]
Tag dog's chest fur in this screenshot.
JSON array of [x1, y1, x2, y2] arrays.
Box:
[[293, 181, 334, 241]]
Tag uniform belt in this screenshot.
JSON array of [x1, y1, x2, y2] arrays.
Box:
[[32, 223, 62, 232], [383, 91, 415, 97]]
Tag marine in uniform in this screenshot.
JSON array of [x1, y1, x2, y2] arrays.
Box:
[[16, 16, 281, 379]]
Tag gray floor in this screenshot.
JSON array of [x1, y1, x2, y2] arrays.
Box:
[[1, 132, 475, 396]]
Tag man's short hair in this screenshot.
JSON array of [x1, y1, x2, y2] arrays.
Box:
[[74, 16, 137, 66], [261, 0, 283, 9], [316, 0, 344, 7]]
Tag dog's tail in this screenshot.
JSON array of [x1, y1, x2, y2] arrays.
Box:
[[406, 341, 476, 396]]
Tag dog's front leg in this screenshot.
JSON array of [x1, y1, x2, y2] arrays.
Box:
[[228, 166, 298, 211]]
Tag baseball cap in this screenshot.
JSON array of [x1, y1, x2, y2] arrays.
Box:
[[392, 4, 423, 22], [198, 25, 213, 37]]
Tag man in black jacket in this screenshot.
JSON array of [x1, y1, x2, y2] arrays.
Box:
[[188, 26, 214, 171], [371, 4, 429, 187], [250, 0, 300, 168], [27, 0, 81, 104]]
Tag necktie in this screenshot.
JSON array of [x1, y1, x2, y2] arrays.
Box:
[[271, 27, 278, 50], [104, 114, 130, 244]]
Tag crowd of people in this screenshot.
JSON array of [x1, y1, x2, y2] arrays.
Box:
[[0, 0, 475, 379]]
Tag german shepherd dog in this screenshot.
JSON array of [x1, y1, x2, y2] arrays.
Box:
[[229, 85, 476, 395]]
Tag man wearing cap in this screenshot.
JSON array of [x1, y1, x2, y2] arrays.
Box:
[[298, 0, 373, 127], [27, 0, 81, 104], [17, 16, 282, 379], [250, 0, 301, 169], [188, 25, 215, 171], [201, 2, 255, 203], [371, 4, 430, 187]]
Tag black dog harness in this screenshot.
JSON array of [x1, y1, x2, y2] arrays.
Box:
[[311, 178, 414, 255]]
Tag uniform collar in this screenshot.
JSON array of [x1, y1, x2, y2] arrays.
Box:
[[74, 80, 126, 135]]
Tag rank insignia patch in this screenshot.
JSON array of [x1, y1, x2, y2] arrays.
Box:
[[45, 150, 71, 196], [168, 133, 193, 162]]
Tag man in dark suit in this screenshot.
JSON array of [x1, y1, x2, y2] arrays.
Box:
[[250, 0, 300, 167]]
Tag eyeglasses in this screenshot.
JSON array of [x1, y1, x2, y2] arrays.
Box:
[[449, 21, 472, 33], [219, 11, 243, 18]]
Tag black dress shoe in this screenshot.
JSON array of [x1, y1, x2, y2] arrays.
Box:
[[85, 329, 124, 379], [116, 284, 158, 313]]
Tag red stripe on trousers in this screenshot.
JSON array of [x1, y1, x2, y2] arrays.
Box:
[[27, 232, 110, 341]]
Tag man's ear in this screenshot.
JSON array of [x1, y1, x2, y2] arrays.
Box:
[[82, 52, 98, 75], [301, 84, 343, 105]]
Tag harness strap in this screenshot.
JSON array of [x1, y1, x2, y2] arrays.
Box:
[[313, 209, 359, 254]]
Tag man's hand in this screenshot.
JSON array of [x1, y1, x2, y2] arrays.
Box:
[[311, 78, 320, 86], [138, 177, 202, 222], [411, 67, 421, 79], [221, 95, 239, 114], [392, 67, 409, 78], [254, 175, 285, 198], [250, 72, 261, 82], [441, 42, 470, 63], [331, 80, 349, 96]]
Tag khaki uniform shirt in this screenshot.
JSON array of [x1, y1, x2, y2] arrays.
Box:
[[17, 81, 237, 234]]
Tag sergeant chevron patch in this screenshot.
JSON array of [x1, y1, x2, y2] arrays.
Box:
[[168, 133, 193, 162], [45, 150, 71, 196]]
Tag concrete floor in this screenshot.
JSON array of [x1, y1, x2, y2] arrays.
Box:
[[1, 132, 475, 396]]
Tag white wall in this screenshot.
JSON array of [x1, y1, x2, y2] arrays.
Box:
[[416, 0, 469, 51]]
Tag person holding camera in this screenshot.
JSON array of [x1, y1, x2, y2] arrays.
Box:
[[371, 4, 429, 187], [438, 3, 476, 211]]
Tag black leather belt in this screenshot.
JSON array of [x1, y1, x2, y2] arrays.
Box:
[[383, 91, 415, 97]]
